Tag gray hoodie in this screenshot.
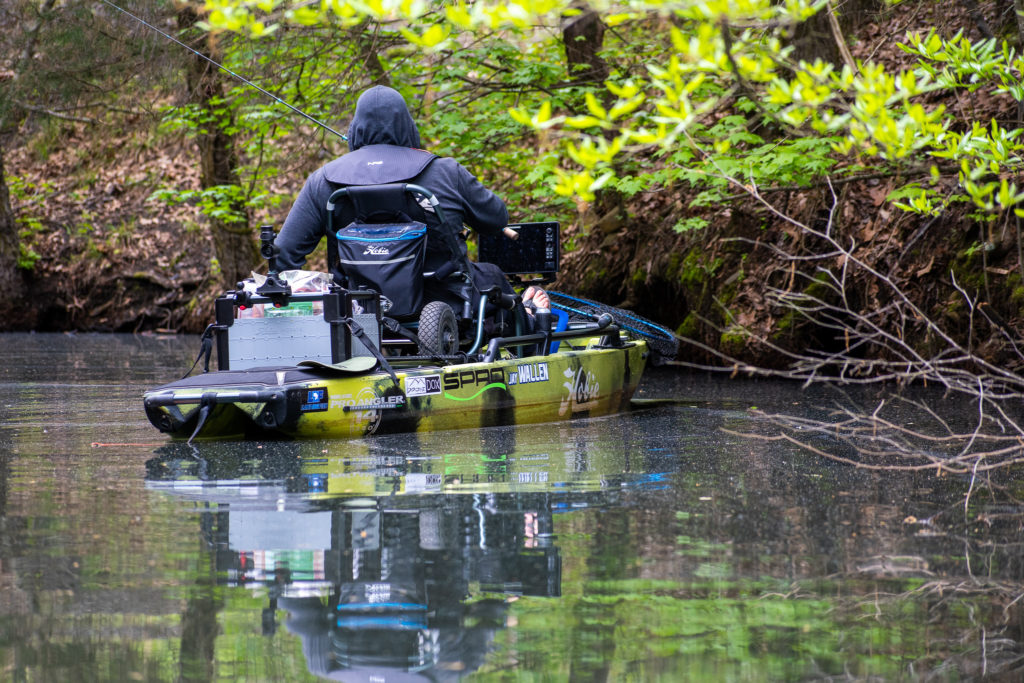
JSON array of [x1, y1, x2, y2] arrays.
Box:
[[275, 86, 508, 275]]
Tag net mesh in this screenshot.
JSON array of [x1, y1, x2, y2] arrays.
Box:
[[548, 291, 680, 364]]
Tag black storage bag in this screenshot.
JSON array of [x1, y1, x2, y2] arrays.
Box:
[[336, 219, 426, 318]]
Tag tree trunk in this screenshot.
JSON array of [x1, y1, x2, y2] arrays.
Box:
[[1017, 0, 1024, 44], [178, 514, 222, 683], [0, 146, 27, 324], [789, 0, 883, 67], [1015, 0, 1024, 125], [0, 0, 56, 328], [0, 146, 18, 259], [358, 21, 391, 88], [561, 4, 609, 84], [178, 6, 258, 288]]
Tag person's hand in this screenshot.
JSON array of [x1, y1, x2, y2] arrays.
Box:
[[523, 286, 550, 310]]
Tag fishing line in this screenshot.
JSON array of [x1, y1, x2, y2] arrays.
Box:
[[97, 0, 348, 141]]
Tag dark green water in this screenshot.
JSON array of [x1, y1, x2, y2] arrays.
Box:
[[0, 333, 1021, 681]]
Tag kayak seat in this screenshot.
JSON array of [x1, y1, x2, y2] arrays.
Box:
[[326, 183, 485, 356]]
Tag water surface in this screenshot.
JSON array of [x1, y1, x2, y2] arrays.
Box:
[[0, 333, 1021, 681]]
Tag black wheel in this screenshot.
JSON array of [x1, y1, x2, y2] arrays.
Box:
[[418, 301, 459, 355]]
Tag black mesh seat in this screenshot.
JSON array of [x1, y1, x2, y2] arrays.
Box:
[[326, 183, 483, 355]]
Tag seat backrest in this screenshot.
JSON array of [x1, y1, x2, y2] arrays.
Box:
[[327, 185, 428, 318], [327, 183, 470, 274], [327, 183, 478, 319], [330, 183, 430, 224]]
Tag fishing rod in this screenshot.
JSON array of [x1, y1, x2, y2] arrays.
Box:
[[97, 0, 348, 141]]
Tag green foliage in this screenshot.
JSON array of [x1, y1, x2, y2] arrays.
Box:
[[209, 2, 819, 207], [191, 0, 1024, 236], [672, 216, 708, 233], [150, 185, 251, 224], [146, 11, 581, 227], [27, 118, 67, 162], [148, 22, 367, 223], [17, 244, 41, 270], [8, 176, 54, 270], [8, 175, 51, 202], [481, 563, 984, 679], [677, 248, 722, 288], [2, 0, 176, 133], [888, 183, 942, 216]]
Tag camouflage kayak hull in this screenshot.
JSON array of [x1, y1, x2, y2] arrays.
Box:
[[144, 339, 648, 440]]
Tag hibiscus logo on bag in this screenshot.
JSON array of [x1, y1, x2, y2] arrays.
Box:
[[364, 245, 390, 256]]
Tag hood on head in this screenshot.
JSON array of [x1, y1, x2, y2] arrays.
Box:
[[347, 86, 422, 151]]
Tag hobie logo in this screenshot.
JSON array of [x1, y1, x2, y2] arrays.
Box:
[[367, 160, 383, 166], [364, 245, 390, 256], [559, 366, 600, 416]]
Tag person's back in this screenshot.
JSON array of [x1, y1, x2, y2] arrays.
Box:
[[274, 86, 508, 280]]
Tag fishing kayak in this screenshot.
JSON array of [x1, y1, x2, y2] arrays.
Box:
[[144, 323, 648, 440], [143, 220, 675, 441]]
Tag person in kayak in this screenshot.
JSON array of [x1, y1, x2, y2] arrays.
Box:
[[273, 84, 548, 311]]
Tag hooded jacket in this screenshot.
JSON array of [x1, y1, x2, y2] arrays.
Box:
[[274, 86, 509, 275]]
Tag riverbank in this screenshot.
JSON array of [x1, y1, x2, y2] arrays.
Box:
[[3, 1, 1021, 376]]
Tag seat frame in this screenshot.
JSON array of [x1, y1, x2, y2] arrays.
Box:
[[326, 183, 506, 356]]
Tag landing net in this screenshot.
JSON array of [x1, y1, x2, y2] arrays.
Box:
[[548, 291, 680, 364]]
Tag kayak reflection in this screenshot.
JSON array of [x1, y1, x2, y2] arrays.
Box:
[[145, 421, 673, 680]]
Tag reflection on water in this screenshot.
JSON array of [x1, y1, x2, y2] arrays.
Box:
[[149, 480, 553, 678], [0, 334, 1023, 680], [142, 421, 676, 680]]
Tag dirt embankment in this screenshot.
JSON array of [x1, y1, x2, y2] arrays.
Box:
[[7, 122, 234, 333], [558, 1, 1024, 371]]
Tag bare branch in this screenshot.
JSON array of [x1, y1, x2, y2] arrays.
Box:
[[14, 100, 96, 124]]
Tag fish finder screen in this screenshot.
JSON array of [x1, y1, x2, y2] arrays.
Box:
[[478, 222, 560, 276]]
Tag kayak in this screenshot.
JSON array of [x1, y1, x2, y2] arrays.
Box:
[[144, 327, 648, 440], [143, 221, 674, 442]]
